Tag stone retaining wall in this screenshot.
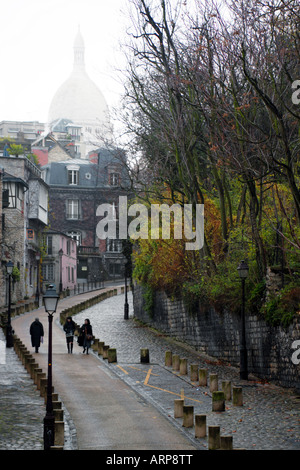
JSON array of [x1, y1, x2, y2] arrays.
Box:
[[133, 284, 300, 391]]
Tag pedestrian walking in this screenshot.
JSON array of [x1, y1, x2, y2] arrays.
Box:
[[63, 316, 76, 353], [80, 319, 93, 355], [29, 318, 44, 353]]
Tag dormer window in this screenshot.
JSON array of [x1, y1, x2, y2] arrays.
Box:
[[68, 169, 78, 185], [67, 164, 80, 185]]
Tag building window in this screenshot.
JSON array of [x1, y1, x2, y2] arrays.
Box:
[[67, 231, 81, 245], [109, 173, 120, 186], [106, 239, 122, 252], [66, 199, 79, 219], [42, 264, 54, 281], [3, 181, 24, 210], [109, 263, 121, 275], [68, 170, 79, 185], [46, 235, 53, 255]]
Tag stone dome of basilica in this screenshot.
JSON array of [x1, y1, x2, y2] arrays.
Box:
[[48, 29, 110, 136]]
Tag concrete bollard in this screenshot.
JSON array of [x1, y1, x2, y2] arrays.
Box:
[[232, 387, 243, 406], [190, 364, 199, 382], [92, 338, 99, 351], [172, 355, 180, 371], [21, 350, 30, 364], [36, 372, 46, 390], [209, 374, 218, 392], [222, 381, 232, 401], [198, 369, 207, 386], [44, 390, 58, 403], [39, 378, 48, 397], [54, 409, 64, 422], [29, 362, 38, 379], [22, 352, 31, 366], [195, 414, 206, 438], [25, 357, 35, 374], [220, 435, 233, 450], [40, 380, 54, 399], [97, 341, 105, 356], [34, 369, 43, 385], [165, 351, 172, 367], [179, 358, 187, 375], [108, 348, 117, 363], [212, 391, 225, 412], [54, 421, 64, 447], [174, 399, 184, 418], [52, 401, 62, 410], [103, 345, 110, 359], [45, 393, 59, 405], [140, 348, 149, 363], [182, 406, 194, 428], [17, 344, 25, 356], [208, 426, 220, 450]]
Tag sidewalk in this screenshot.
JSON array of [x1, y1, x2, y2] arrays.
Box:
[[1, 286, 299, 451]]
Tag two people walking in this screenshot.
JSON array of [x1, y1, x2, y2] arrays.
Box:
[[64, 317, 93, 354]]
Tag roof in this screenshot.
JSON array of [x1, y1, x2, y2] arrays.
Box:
[[41, 149, 130, 189], [3, 173, 29, 189]]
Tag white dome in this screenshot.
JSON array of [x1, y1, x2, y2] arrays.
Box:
[[48, 68, 109, 126], [48, 30, 110, 132]]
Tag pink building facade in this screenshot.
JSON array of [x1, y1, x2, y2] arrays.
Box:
[[42, 230, 77, 294]]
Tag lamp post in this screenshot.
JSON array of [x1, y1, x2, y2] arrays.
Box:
[[124, 261, 129, 320], [43, 284, 59, 450], [237, 260, 249, 380], [6, 261, 14, 348]]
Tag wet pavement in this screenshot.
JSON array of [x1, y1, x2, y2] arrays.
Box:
[[73, 292, 300, 451], [0, 329, 44, 450], [0, 287, 299, 451]]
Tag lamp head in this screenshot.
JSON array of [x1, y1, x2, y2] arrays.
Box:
[[237, 260, 249, 279], [43, 284, 59, 315], [6, 261, 14, 275]]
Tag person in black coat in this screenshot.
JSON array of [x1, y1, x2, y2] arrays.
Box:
[[80, 319, 93, 355], [63, 316, 76, 354], [29, 318, 44, 353]]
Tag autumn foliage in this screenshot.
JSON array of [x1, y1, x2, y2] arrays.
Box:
[[122, 0, 300, 325]]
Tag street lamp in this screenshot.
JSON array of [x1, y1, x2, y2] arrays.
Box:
[[6, 261, 14, 348], [124, 261, 129, 320], [43, 284, 59, 450], [237, 260, 249, 380]]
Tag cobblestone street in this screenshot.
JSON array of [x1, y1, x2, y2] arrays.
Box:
[[73, 292, 300, 450]]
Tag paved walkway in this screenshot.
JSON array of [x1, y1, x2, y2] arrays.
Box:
[[0, 286, 299, 450], [7, 287, 196, 451]]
